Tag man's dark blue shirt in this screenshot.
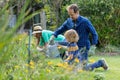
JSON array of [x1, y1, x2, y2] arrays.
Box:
[[53, 15, 98, 50]]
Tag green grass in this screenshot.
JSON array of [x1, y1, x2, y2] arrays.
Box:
[[48, 56, 120, 80], [90, 56, 120, 80], [0, 34, 120, 80]]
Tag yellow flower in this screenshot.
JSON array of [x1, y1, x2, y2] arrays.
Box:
[[67, 66, 73, 71], [78, 69, 83, 73], [64, 62, 68, 65], [47, 62, 53, 65], [57, 63, 64, 67], [29, 61, 35, 66], [19, 38, 22, 41], [14, 65, 20, 69], [75, 58, 79, 63], [25, 70, 28, 73], [89, 59, 95, 63], [30, 66, 35, 69], [46, 69, 51, 73], [62, 65, 67, 69], [25, 64, 29, 67]]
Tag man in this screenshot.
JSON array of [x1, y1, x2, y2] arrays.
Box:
[[50, 4, 109, 70], [57, 29, 109, 71], [50, 4, 98, 61]]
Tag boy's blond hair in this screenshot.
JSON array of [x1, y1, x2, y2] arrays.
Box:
[[64, 29, 79, 42]]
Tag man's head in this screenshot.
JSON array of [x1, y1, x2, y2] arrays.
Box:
[[66, 4, 79, 20]]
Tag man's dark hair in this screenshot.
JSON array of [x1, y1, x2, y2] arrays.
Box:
[[67, 4, 79, 13]]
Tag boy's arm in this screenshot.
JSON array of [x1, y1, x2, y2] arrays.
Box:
[[57, 41, 69, 51], [57, 41, 69, 46]]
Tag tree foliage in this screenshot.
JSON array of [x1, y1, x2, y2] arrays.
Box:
[[71, 0, 120, 47], [43, 0, 71, 30], [45, 0, 120, 47], [1, 0, 119, 47], [0, 0, 41, 63], [44, 0, 120, 47]]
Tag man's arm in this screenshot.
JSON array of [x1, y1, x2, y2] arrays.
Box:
[[86, 20, 98, 55], [86, 20, 98, 45], [49, 20, 69, 43], [53, 20, 69, 37]]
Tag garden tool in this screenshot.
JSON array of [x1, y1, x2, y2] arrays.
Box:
[[45, 44, 60, 58]]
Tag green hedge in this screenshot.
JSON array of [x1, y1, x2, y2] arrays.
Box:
[[45, 0, 120, 47], [75, 0, 120, 47]]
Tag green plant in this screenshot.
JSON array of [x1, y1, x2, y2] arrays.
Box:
[[94, 73, 105, 80], [71, 0, 120, 47]]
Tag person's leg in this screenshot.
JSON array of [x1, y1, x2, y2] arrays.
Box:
[[79, 48, 89, 64], [85, 58, 109, 71], [59, 51, 68, 60], [81, 50, 88, 61]]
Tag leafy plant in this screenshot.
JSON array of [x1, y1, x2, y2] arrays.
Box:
[[71, 0, 120, 47], [94, 73, 105, 80], [0, 0, 41, 64]]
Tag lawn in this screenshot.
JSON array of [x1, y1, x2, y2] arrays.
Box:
[[0, 34, 120, 80], [47, 56, 120, 80]]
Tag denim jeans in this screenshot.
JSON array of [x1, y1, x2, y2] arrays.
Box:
[[78, 47, 89, 62], [85, 59, 103, 71]]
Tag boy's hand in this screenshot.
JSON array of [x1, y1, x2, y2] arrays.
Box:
[[65, 54, 73, 61]]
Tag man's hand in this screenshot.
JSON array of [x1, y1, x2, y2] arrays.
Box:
[[88, 45, 96, 56], [49, 35, 55, 45]]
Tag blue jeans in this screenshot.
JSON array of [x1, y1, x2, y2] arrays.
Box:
[[85, 59, 104, 71], [79, 47, 89, 62]]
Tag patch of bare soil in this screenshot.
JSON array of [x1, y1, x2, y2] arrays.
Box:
[[97, 52, 120, 56]]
